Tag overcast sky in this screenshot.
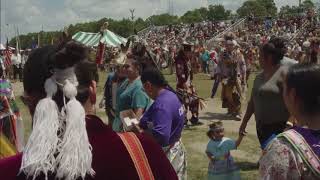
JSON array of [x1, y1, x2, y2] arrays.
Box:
[[0, 0, 303, 44]]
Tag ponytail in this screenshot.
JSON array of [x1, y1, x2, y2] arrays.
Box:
[[141, 67, 183, 103]]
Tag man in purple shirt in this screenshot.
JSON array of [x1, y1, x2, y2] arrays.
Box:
[[139, 88, 185, 147], [139, 67, 187, 179]]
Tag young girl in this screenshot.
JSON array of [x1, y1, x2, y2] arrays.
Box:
[[206, 121, 244, 180]]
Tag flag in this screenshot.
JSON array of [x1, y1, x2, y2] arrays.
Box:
[[3, 38, 12, 67], [95, 41, 105, 65], [3, 49, 12, 68]]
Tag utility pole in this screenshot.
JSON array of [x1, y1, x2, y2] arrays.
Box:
[[129, 9, 135, 33], [129, 9, 135, 21], [5, 24, 9, 44]]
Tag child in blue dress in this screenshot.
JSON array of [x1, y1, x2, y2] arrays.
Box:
[[206, 121, 245, 180]]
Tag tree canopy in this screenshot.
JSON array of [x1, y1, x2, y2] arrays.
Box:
[[10, 4, 235, 49], [279, 5, 301, 17], [146, 14, 180, 26], [302, 0, 315, 10], [237, 0, 268, 17], [9, 0, 315, 49], [278, 0, 315, 17], [181, 10, 203, 23], [208, 5, 231, 21], [257, 0, 277, 17]]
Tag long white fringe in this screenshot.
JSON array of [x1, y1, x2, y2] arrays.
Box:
[[56, 79, 94, 180], [20, 98, 60, 180], [20, 78, 59, 180], [20, 70, 94, 180]]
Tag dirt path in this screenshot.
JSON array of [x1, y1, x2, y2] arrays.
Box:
[[198, 97, 257, 136]]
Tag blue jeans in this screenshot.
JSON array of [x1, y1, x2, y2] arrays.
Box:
[[202, 61, 209, 74]]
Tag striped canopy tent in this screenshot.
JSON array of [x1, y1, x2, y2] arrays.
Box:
[[72, 30, 127, 47], [0, 44, 5, 50]]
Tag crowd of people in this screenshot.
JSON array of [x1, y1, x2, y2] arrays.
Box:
[[0, 49, 29, 82], [0, 10, 319, 180]]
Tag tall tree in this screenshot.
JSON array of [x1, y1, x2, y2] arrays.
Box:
[[197, 7, 209, 20], [237, 0, 267, 18], [302, 0, 315, 10], [181, 10, 203, 23], [146, 13, 180, 26], [134, 18, 147, 32], [279, 5, 301, 17], [208, 5, 231, 21], [257, 0, 277, 17]]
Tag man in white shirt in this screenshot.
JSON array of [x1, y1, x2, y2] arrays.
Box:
[[11, 51, 22, 81]]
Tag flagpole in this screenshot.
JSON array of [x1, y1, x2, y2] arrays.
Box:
[[15, 26, 20, 53], [15, 25, 19, 55], [38, 31, 41, 48], [5, 24, 9, 45], [17, 26, 21, 51]]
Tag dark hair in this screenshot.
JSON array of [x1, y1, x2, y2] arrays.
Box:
[[286, 64, 320, 116], [206, 121, 223, 139], [0, 65, 3, 78], [261, 41, 285, 65], [131, 42, 146, 57], [141, 67, 183, 102], [129, 58, 143, 75], [207, 131, 214, 139], [129, 42, 157, 71], [141, 67, 168, 88], [23, 41, 98, 108], [183, 44, 192, 52], [224, 33, 234, 41]]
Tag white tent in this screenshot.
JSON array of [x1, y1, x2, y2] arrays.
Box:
[[72, 30, 127, 47]]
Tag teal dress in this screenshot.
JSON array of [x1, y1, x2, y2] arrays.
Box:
[[206, 137, 240, 180], [112, 78, 151, 132]]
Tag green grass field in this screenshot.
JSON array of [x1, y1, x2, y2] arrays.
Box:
[[15, 70, 260, 180]]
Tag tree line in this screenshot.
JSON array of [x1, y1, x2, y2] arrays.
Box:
[[9, 0, 317, 49]]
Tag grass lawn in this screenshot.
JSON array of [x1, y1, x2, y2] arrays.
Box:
[[15, 69, 260, 180]]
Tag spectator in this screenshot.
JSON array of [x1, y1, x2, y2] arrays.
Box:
[[260, 64, 320, 179]]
